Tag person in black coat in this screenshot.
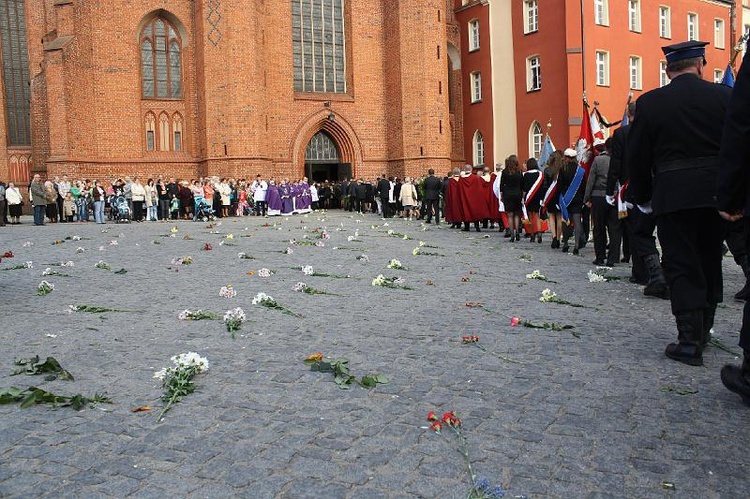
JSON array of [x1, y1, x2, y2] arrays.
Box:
[[717, 46, 750, 403], [423, 168, 442, 225], [500, 155, 524, 241], [629, 40, 731, 366], [377, 175, 391, 218]]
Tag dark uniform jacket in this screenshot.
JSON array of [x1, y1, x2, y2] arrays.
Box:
[[521, 169, 544, 207], [606, 125, 629, 197], [423, 175, 442, 200], [628, 73, 731, 215], [556, 163, 585, 214], [718, 49, 750, 215]]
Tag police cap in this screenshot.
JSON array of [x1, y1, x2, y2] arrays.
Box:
[[662, 40, 709, 64]]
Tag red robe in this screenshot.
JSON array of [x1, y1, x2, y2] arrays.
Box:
[[454, 174, 492, 222], [444, 177, 463, 223]]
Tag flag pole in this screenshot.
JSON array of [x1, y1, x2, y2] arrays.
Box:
[[729, 33, 749, 74]]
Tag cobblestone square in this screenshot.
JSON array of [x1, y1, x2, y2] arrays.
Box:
[[1, 212, 749, 498]]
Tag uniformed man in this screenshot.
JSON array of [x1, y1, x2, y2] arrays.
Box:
[[717, 47, 750, 404], [629, 40, 731, 366], [607, 102, 668, 294]]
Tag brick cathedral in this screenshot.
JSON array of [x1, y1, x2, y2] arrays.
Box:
[[0, 1, 465, 188]]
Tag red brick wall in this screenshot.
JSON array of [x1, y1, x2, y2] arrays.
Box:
[[18, 0, 454, 185]]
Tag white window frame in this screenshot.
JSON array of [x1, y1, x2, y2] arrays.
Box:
[[628, 0, 641, 32], [715, 19, 725, 49], [688, 13, 699, 41], [468, 19, 480, 52], [524, 0, 539, 34], [595, 50, 610, 86], [594, 0, 609, 26], [473, 130, 485, 167], [529, 122, 543, 159], [714, 69, 724, 83], [659, 6, 671, 38], [527, 55, 541, 91], [659, 60, 670, 87], [629, 56, 642, 90], [470, 71, 482, 103]]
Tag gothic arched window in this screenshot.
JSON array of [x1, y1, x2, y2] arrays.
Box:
[[141, 17, 182, 99], [292, 0, 347, 93]]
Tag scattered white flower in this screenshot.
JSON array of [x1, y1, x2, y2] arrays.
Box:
[[61, 261, 74, 267], [588, 270, 608, 283], [258, 268, 272, 278], [219, 285, 237, 298], [540, 288, 557, 303], [301, 265, 314, 276], [109, 240, 118, 246], [252, 292, 274, 305], [23, 241, 34, 247], [24, 261, 33, 269]]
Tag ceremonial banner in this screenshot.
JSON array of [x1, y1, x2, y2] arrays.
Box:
[[576, 104, 595, 175]]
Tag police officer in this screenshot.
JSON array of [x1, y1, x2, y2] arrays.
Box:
[[629, 40, 731, 366], [607, 102, 668, 294], [718, 47, 750, 404]]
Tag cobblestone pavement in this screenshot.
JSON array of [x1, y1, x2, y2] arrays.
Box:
[[1, 212, 749, 498]]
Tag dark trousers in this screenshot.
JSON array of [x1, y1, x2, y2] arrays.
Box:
[[425, 198, 440, 224], [380, 197, 391, 218], [158, 199, 170, 220], [580, 205, 591, 247], [0, 199, 6, 225], [725, 219, 747, 265], [591, 196, 621, 263], [255, 201, 267, 216], [627, 206, 659, 283], [132, 200, 144, 221], [33, 204, 45, 225], [656, 208, 724, 315], [562, 211, 583, 248], [740, 218, 750, 350]]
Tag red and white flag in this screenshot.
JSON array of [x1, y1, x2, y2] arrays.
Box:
[[590, 109, 604, 142], [575, 103, 595, 176]]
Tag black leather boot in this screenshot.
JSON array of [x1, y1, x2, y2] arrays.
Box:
[[643, 253, 670, 300], [721, 353, 750, 406], [735, 256, 750, 301], [665, 310, 704, 366]]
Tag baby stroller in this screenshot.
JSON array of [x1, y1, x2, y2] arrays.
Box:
[[194, 200, 215, 222], [112, 195, 131, 223]]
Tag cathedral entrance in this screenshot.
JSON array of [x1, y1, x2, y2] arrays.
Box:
[[304, 131, 351, 182]]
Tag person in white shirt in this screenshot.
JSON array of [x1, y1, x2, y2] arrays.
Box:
[[252, 174, 268, 216]]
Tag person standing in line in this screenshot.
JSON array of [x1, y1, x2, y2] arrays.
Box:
[[92, 180, 106, 224], [629, 40, 731, 366], [6, 182, 22, 224], [30, 174, 46, 225], [521, 158, 545, 243], [584, 138, 619, 266], [500, 156, 523, 241], [156, 177, 169, 220], [131, 177, 146, 222], [252, 175, 268, 216], [717, 46, 750, 402], [377, 174, 391, 218], [423, 168, 442, 225], [557, 149, 586, 255]]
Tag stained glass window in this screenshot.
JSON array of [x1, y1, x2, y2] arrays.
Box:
[[292, 0, 346, 93], [0, 0, 31, 146], [141, 18, 182, 99]]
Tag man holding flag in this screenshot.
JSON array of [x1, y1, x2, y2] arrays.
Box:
[[629, 40, 731, 367]]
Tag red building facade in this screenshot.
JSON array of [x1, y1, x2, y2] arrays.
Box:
[[514, 0, 734, 157]]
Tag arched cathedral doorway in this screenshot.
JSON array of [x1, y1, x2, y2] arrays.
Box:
[[304, 131, 350, 182]]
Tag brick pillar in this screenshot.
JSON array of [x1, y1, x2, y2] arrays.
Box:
[[383, 1, 452, 180]]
